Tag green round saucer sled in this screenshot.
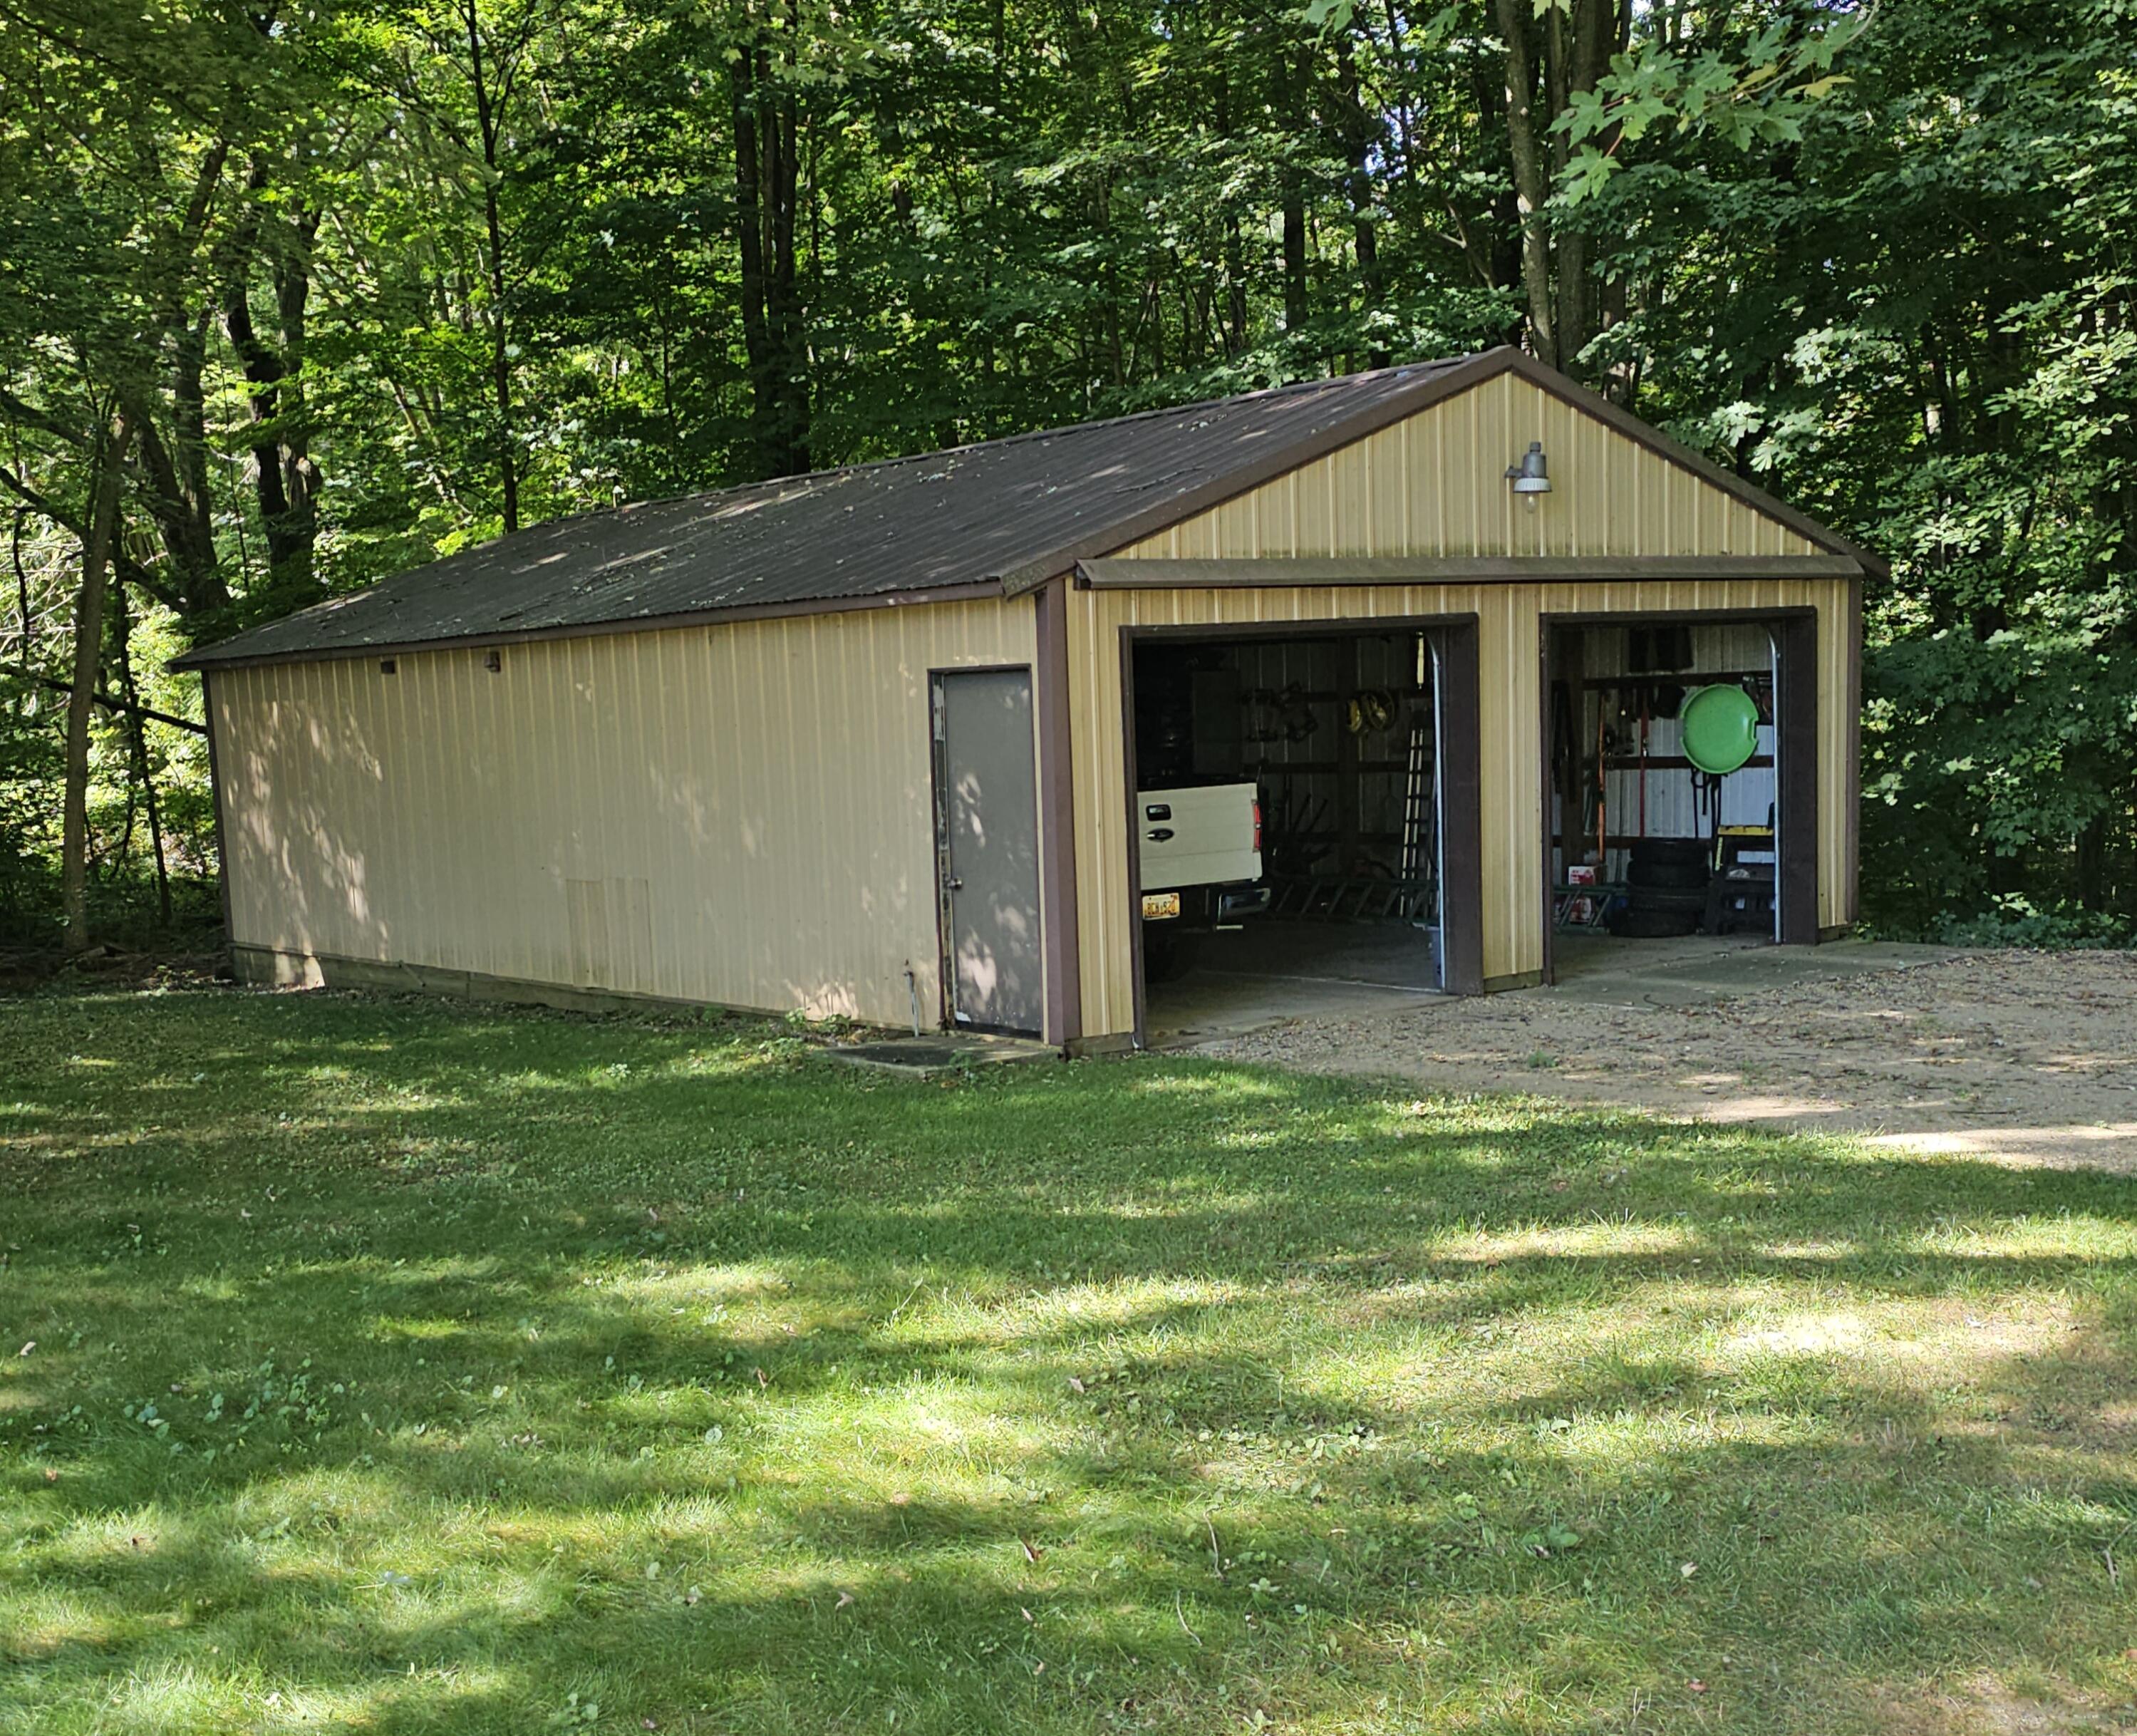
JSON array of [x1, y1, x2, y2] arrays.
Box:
[[1680, 684, 1760, 775]]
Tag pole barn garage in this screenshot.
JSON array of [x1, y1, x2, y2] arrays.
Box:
[[176, 347, 1875, 1053]]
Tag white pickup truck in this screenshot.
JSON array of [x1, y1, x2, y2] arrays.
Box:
[[1136, 782, 1270, 978]]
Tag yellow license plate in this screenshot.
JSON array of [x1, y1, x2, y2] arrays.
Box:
[[1141, 892, 1181, 920]]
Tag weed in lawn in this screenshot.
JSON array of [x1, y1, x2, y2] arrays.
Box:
[[1, 987, 2134, 1733]]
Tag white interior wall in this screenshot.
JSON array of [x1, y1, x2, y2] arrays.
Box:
[[1556, 621, 1780, 882]]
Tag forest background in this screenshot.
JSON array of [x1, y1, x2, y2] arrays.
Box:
[[2, 0, 2131, 950]]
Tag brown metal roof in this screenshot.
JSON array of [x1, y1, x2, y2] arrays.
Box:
[[173, 347, 1880, 671], [175, 353, 1489, 670]]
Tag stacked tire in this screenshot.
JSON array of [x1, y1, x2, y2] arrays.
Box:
[[1608, 837, 1709, 938]]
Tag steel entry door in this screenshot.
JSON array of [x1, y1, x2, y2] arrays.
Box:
[[933, 668, 1044, 1035]]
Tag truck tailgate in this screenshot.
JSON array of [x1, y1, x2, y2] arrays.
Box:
[[1137, 783, 1261, 892]]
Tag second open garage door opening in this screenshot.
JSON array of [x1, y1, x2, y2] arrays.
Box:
[[1124, 621, 1477, 1043], [1542, 609, 1819, 987]]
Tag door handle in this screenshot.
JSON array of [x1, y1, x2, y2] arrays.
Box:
[[944, 877, 964, 891], [1146, 827, 1174, 842]]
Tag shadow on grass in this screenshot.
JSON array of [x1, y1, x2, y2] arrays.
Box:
[[3, 986, 2136, 1734]]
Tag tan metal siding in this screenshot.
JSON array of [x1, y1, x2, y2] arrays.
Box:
[[213, 598, 1038, 1026], [1066, 373, 1851, 1038], [1069, 577, 1851, 1037], [1118, 372, 1818, 562]]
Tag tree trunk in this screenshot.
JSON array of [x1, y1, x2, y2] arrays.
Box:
[[762, 66, 808, 472], [1550, 0, 1614, 374], [1214, 65, 1249, 354], [1496, 0, 1556, 366], [1335, 31, 1386, 365], [1277, 41, 1311, 334], [1469, 55, 1523, 304], [112, 579, 171, 926], [1223, 217, 1250, 353], [482, 198, 518, 532], [130, 403, 227, 617], [732, 50, 774, 469], [464, 0, 520, 533], [730, 27, 810, 478], [62, 412, 134, 953], [224, 184, 324, 593], [2074, 810, 2109, 911]]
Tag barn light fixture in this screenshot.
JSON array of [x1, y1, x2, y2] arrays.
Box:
[[1505, 440, 1552, 507]]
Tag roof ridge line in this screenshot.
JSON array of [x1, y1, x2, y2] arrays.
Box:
[[605, 352, 1491, 515], [995, 346, 1520, 593]]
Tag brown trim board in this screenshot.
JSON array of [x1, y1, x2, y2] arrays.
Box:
[[1033, 580, 1082, 1047], [1538, 620, 1558, 988], [1118, 626, 1149, 1049], [1434, 619, 1486, 994], [1773, 613, 1820, 945], [1843, 575, 1863, 926], [1077, 554, 1863, 589], [1113, 613, 1480, 646], [172, 579, 1010, 673]]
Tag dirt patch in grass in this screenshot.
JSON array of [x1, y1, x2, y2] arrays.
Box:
[[1201, 949, 2137, 1174], [1882, 1670, 2128, 1735]]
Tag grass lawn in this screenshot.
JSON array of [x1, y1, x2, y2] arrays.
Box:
[[3, 987, 2135, 1735]]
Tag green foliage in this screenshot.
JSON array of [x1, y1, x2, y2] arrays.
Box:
[[3, 0, 2132, 939], [1558, 8, 1872, 202], [1566, 0, 2137, 931], [1928, 897, 2134, 951]]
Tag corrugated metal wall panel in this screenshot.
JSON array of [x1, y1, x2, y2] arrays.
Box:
[[1065, 373, 1849, 1038], [213, 599, 1038, 1026], [1069, 576, 1851, 1037], [1119, 374, 1817, 564]]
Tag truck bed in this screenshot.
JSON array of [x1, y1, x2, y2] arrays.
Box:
[[1137, 783, 1261, 892]]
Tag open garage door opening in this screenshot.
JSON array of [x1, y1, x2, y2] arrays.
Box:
[[1543, 611, 1818, 986], [1127, 624, 1454, 1042]]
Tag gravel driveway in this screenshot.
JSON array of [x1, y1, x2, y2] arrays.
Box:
[[1198, 946, 2137, 1173]]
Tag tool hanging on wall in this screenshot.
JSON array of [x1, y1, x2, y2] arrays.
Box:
[[1343, 688, 1398, 736], [1690, 769, 1723, 845]]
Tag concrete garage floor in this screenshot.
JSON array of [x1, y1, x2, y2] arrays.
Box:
[[1544, 929, 1955, 1005], [1147, 924, 1942, 1047], [1145, 918, 1444, 1045]]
